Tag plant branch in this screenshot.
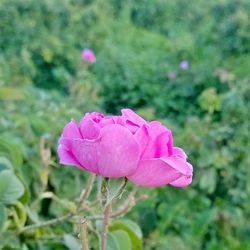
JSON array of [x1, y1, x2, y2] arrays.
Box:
[[100, 202, 112, 250], [78, 174, 96, 208], [18, 213, 74, 234], [111, 185, 138, 218], [79, 218, 90, 250]]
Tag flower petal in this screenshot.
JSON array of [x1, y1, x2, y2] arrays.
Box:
[[134, 125, 149, 156], [69, 138, 99, 174], [79, 116, 100, 139], [96, 124, 140, 177], [57, 145, 81, 167], [128, 155, 192, 187], [128, 158, 182, 187], [135, 122, 173, 159], [65, 124, 140, 177], [121, 108, 146, 126], [62, 119, 82, 139], [173, 147, 187, 159], [170, 163, 193, 187]]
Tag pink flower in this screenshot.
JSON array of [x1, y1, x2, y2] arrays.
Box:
[[81, 48, 96, 64], [179, 60, 189, 70], [58, 109, 193, 187]]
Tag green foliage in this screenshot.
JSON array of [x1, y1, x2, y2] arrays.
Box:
[[109, 219, 143, 250], [0, 170, 24, 205], [0, 0, 250, 249], [110, 230, 132, 250], [0, 203, 7, 232]]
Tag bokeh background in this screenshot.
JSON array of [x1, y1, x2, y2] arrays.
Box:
[[0, 0, 250, 249]]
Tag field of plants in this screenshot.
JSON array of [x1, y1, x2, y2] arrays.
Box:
[[0, 0, 250, 249]]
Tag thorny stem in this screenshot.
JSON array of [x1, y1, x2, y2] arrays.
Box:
[[79, 218, 90, 250], [19, 191, 147, 235], [100, 202, 112, 250], [19, 174, 147, 250]]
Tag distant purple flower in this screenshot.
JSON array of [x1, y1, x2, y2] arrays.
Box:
[[81, 48, 96, 64], [168, 72, 177, 80], [179, 60, 189, 70]]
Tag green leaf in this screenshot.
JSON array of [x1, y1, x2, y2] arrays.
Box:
[[0, 203, 6, 232], [0, 139, 23, 169], [109, 219, 143, 250], [0, 232, 21, 249], [107, 232, 120, 250], [0, 170, 25, 205], [0, 156, 13, 172], [199, 168, 217, 194], [112, 230, 132, 250], [63, 234, 81, 250], [22, 244, 29, 250]]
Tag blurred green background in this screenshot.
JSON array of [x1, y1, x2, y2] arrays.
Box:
[[0, 0, 250, 249]]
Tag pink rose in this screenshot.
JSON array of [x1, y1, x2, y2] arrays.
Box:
[[81, 48, 96, 64], [58, 109, 193, 187]]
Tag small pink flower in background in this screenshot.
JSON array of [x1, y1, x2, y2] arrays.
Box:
[[179, 60, 189, 70], [81, 48, 96, 64], [168, 71, 177, 80], [58, 109, 193, 187]]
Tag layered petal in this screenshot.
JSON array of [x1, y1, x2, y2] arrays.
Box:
[[173, 147, 187, 159], [95, 124, 140, 177], [121, 108, 146, 126], [121, 108, 146, 133], [170, 162, 193, 187], [62, 124, 140, 177], [62, 119, 82, 139], [79, 116, 101, 139], [57, 145, 80, 167], [128, 156, 191, 187], [134, 121, 173, 159], [57, 109, 193, 186]]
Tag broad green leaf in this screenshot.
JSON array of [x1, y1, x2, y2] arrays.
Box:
[[63, 234, 81, 250], [109, 219, 143, 250], [107, 232, 120, 250], [0, 139, 23, 169], [0, 170, 24, 204], [0, 203, 6, 232], [0, 156, 13, 172], [112, 230, 132, 250]]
